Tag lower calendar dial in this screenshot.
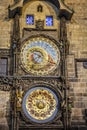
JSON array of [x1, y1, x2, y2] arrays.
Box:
[[22, 86, 59, 123]]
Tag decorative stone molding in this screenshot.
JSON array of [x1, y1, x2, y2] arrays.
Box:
[[8, 0, 73, 20], [0, 49, 10, 56], [0, 85, 11, 91], [35, 19, 44, 30]]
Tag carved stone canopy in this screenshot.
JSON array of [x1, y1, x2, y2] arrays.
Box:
[[9, 0, 73, 20]]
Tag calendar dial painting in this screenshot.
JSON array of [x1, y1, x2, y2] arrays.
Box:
[[21, 37, 60, 75], [22, 87, 59, 123]]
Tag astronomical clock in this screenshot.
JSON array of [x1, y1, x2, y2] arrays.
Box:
[[19, 35, 62, 126], [8, 0, 73, 130], [20, 36, 60, 75]]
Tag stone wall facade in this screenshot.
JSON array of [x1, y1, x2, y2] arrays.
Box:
[[65, 0, 87, 125], [0, 0, 87, 129]]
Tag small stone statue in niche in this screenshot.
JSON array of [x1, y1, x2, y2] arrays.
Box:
[[37, 5, 43, 12]]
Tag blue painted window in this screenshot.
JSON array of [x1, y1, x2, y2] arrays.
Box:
[[46, 16, 53, 26], [26, 15, 34, 25]]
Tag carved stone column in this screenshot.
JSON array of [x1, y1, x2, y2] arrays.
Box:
[[60, 17, 71, 130], [11, 13, 20, 75], [12, 14, 20, 49], [60, 17, 69, 55]]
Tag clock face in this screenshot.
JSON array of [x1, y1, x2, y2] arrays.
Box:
[[22, 86, 59, 123], [21, 36, 60, 75]]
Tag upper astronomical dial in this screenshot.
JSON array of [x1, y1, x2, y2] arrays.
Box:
[[20, 37, 60, 75]]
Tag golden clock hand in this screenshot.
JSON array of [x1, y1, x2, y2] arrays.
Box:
[[33, 55, 42, 63], [32, 52, 43, 63], [34, 57, 40, 63], [33, 52, 42, 58]]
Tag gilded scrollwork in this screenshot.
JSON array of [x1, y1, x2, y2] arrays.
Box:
[[16, 86, 24, 110]]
